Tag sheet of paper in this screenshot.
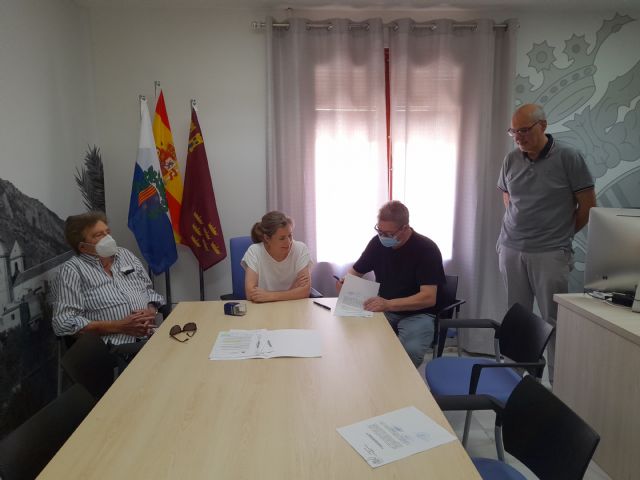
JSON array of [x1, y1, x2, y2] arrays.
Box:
[[208, 329, 263, 360], [337, 406, 457, 468], [267, 329, 322, 357], [334, 274, 379, 317], [209, 329, 322, 360]]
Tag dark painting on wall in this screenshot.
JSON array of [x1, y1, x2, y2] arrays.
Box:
[[0, 177, 73, 439]]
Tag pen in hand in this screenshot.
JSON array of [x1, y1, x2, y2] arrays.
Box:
[[333, 275, 344, 284]]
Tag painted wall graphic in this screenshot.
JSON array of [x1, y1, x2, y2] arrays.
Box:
[[0, 178, 72, 438], [515, 12, 640, 292]]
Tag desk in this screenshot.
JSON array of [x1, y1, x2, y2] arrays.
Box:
[[554, 293, 640, 480], [39, 299, 479, 479]]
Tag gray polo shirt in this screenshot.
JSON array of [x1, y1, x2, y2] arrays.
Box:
[[497, 135, 594, 252]]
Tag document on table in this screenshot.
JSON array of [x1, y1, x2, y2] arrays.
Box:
[[337, 406, 457, 468], [334, 274, 380, 317], [209, 329, 322, 360]]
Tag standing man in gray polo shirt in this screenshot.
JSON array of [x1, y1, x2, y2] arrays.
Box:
[[497, 103, 595, 384]]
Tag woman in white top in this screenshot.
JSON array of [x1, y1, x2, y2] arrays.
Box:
[[241, 211, 312, 303]]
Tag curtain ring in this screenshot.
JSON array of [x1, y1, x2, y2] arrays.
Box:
[[327, 22, 333, 31], [364, 23, 370, 31], [391, 23, 399, 32]]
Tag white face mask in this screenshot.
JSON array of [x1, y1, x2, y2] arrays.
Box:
[[93, 235, 118, 258]]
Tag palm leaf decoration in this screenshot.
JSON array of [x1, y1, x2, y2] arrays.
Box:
[[75, 145, 105, 212]]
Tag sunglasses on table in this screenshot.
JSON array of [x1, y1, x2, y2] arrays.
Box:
[[169, 322, 197, 342]]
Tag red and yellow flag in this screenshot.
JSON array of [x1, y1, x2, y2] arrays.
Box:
[[153, 90, 183, 243], [180, 105, 227, 270]]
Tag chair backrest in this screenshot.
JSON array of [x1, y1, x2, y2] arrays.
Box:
[[436, 275, 459, 319], [503, 375, 600, 480], [0, 384, 96, 480], [61, 333, 118, 400], [229, 236, 253, 299], [499, 303, 554, 364]]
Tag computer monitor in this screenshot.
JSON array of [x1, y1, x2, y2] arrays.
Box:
[[584, 207, 640, 293]]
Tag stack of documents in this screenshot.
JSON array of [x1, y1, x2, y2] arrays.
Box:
[[334, 274, 380, 317], [209, 329, 322, 360], [337, 406, 456, 468]]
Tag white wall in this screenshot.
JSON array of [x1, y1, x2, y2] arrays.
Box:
[[0, 0, 96, 218], [89, 7, 269, 301]]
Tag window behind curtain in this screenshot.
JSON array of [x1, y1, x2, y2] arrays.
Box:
[[390, 58, 461, 260], [313, 52, 461, 263], [311, 33, 388, 265]]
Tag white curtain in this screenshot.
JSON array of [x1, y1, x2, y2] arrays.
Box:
[[390, 18, 517, 353], [266, 17, 388, 272], [267, 17, 518, 352]]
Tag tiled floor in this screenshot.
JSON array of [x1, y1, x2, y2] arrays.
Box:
[[419, 349, 611, 480]]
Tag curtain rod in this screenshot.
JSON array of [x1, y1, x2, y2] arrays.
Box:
[[251, 21, 509, 31]]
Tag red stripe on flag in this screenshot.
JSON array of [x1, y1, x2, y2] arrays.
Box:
[[156, 91, 170, 130], [138, 185, 156, 206], [166, 192, 182, 242]]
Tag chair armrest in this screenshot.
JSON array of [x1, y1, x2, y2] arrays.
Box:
[[469, 360, 546, 394], [434, 394, 503, 413], [439, 317, 501, 330], [436, 299, 467, 318], [220, 293, 242, 300], [158, 303, 172, 319], [310, 287, 323, 298], [433, 316, 500, 359]]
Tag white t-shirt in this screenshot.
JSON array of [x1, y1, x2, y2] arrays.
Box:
[[241, 240, 312, 291]]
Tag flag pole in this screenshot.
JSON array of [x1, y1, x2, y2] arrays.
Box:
[[199, 267, 205, 301], [165, 269, 173, 307], [141, 94, 155, 293], [153, 82, 173, 308], [192, 98, 205, 302]]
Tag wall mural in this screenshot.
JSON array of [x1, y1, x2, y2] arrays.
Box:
[[514, 12, 640, 291], [0, 179, 72, 438], [0, 147, 103, 439]]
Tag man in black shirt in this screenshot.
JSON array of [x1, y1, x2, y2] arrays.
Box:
[[337, 201, 445, 367]]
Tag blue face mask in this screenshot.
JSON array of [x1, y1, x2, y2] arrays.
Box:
[[378, 234, 400, 248]]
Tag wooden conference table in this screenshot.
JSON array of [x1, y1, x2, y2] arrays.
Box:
[[40, 299, 480, 479]]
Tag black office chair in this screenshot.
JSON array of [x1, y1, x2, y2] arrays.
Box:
[[432, 275, 466, 358], [61, 332, 119, 400], [472, 375, 600, 480], [0, 384, 96, 480], [425, 303, 554, 459]]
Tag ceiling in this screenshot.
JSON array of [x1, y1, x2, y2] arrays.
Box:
[[75, 0, 640, 13]]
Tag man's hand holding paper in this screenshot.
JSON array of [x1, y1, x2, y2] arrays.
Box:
[[334, 274, 380, 317]]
